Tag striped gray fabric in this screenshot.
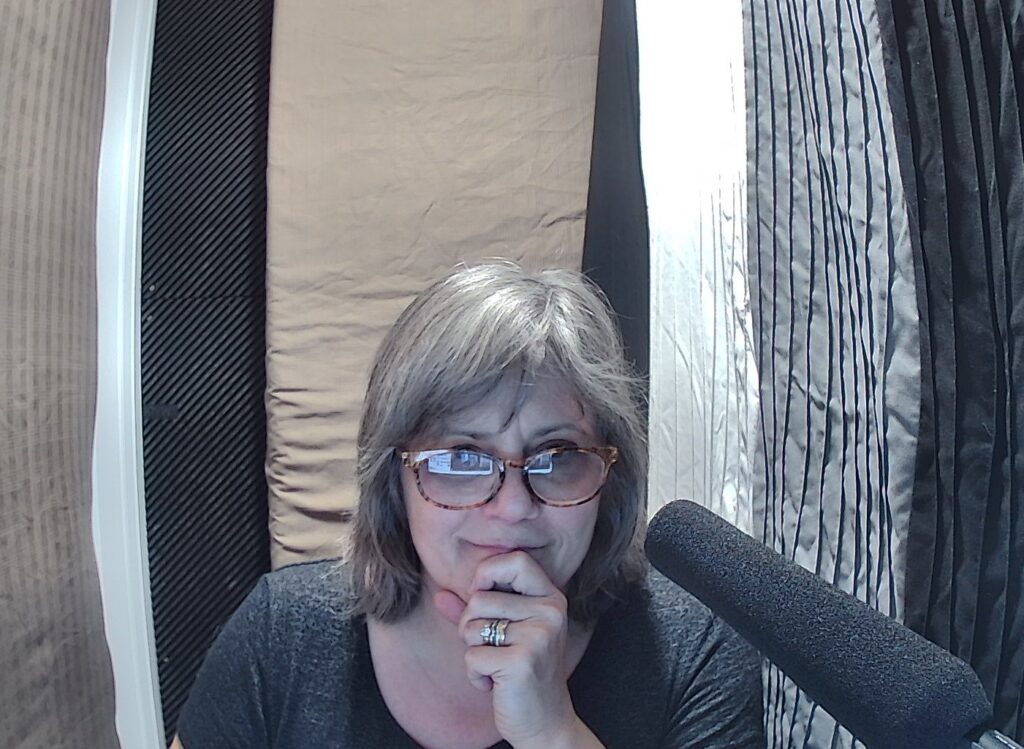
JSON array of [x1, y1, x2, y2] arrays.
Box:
[[0, 2, 119, 747], [744, 0, 922, 745]]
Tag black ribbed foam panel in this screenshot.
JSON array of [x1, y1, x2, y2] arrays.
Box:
[[140, 0, 273, 742]]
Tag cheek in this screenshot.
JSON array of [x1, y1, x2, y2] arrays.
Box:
[[399, 465, 420, 508], [402, 471, 461, 557], [401, 468, 434, 528], [571, 501, 601, 538], [401, 471, 431, 553], [550, 503, 601, 568]]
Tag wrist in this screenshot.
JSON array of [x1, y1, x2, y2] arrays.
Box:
[[516, 715, 603, 749]]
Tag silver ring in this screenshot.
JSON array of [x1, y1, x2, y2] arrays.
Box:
[[480, 618, 511, 647]]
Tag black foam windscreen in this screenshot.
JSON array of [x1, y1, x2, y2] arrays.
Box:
[[645, 500, 993, 749]]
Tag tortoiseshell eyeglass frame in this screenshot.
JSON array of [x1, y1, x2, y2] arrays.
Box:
[[398, 446, 619, 510]]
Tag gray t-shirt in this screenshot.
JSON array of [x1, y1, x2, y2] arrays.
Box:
[[177, 560, 764, 748]]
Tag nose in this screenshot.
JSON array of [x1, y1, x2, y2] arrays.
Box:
[[483, 467, 541, 522]]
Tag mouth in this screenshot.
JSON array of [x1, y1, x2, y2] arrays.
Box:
[[466, 542, 544, 554]]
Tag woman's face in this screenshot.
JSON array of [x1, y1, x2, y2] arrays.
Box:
[[401, 377, 603, 605]]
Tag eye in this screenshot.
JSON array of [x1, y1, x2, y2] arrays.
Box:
[[424, 448, 495, 476], [526, 443, 578, 473], [453, 447, 480, 462]]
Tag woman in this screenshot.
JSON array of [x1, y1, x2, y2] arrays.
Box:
[[173, 262, 764, 748]]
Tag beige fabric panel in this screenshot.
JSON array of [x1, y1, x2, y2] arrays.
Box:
[[0, 2, 120, 747], [266, 1, 601, 568]]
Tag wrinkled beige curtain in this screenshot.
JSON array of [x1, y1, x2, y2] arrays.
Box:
[[265, 1, 602, 568], [0, 2, 120, 747]]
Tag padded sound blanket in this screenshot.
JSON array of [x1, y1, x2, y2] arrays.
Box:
[[265, 1, 601, 567], [0, 2, 119, 746]]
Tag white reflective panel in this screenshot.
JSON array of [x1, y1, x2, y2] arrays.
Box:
[[638, 1, 757, 532]]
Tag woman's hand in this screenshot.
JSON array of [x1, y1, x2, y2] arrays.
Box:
[[433, 551, 602, 749]]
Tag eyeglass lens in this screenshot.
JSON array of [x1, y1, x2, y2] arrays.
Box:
[[418, 448, 606, 506]]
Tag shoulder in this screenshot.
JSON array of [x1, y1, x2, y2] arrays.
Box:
[[573, 568, 764, 746], [176, 560, 363, 744], [648, 566, 755, 654], [599, 567, 760, 686], [641, 566, 715, 621], [605, 566, 718, 638], [618, 569, 765, 745], [225, 559, 363, 705], [584, 567, 721, 673], [261, 557, 353, 609], [253, 558, 357, 644], [208, 558, 356, 665]]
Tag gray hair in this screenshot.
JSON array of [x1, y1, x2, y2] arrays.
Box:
[[348, 261, 648, 623]]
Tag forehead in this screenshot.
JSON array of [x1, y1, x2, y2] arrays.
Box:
[[436, 376, 593, 438]]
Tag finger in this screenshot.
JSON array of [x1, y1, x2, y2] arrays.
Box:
[[469, 550, 557, 597], [458, 590, 564, 635], [432, 589, 467, 626], [466, 616, 536, 648], [464, 642, 531, 684], [465, 644, 517, 687], [468, 672, 493, 692], [468, 616, 512, 648]]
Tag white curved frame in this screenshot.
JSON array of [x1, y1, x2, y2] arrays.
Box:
[[93, 0, 163, 746]]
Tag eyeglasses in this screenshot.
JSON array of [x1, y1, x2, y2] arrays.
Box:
[[399, 446, 619, 510]]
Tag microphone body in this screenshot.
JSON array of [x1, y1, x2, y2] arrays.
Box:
[[645, 500, 999, 749]]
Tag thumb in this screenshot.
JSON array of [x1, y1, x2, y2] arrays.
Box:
[[433, 589, 467, 626]]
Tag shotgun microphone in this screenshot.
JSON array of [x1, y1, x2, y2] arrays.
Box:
[[645, 499, 1017, 749]]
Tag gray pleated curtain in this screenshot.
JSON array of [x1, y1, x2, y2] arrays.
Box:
[[746, 0, 1023, 745], [746, 1, 915, 744]]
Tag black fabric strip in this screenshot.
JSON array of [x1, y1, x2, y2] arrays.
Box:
[[141, 0, 274, 742], [582, 0, 650, 384], [878, 0, 1024, 739]]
